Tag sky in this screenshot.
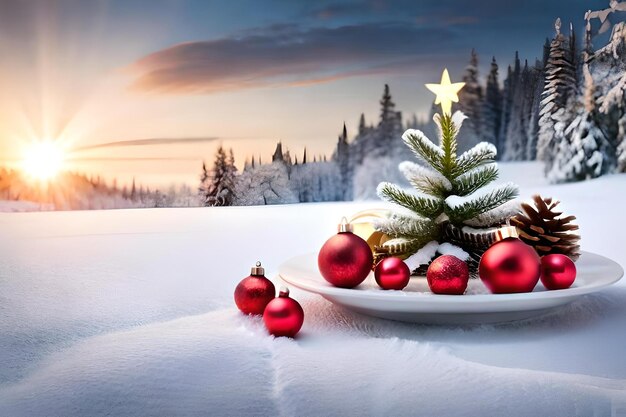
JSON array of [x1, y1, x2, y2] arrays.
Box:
[[0, 0, 609, 186]]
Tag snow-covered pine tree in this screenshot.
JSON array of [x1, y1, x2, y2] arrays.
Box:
[[548, 64, 611, 181], [457, 49, 484, 152], [537, 18, 578, 172], [226, 148, 238, 192], [290, 159, 342, 203], [595, 20, 626, 173], [483, 57, 502, 153], [203, 146, 237, 206], [376, 111, 519, 270], [232, 162, 297, 206]]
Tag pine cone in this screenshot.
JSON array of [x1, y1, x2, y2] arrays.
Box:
[[510, 195, 581, 261]]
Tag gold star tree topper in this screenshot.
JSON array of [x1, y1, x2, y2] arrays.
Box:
[[425, 69, 465, 116]]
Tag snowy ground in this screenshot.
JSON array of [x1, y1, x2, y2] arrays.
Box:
[[0, 199, 53, 212], [1, 162, 626, 417]]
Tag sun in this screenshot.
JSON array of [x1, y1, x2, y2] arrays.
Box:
[[21, 140, 66, 181]]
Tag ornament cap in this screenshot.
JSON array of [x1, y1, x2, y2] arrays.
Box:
[[337, 217, 354, 233], [495, 225, 519, 242], [251, 261, 265, 276], [279, 286, 290, 297]]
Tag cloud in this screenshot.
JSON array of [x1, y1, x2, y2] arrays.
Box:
[[128, 22, 463, 94], [73, 137, 220, 151], [308, 2, 369, 20]]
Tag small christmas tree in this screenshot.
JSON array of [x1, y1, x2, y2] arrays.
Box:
[[375, 69, 520, 271]]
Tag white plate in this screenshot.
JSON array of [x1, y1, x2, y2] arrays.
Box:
[[278, 251, 624, 324]]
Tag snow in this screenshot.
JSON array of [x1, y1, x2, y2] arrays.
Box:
[[463, 199, 521, 227], [401, 129, 444, 158], [1, 162, 626, 416], [444, 181, 518, 210], [404, 240, 439, 270], [437, 242, 470, 261], [398, 161, 452, 191], [599, 71, 626, 114], [455, 142, 497, 167], [0, 200, 53, 212]]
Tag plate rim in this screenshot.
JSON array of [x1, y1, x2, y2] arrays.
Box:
[[278, 251, 624, 303]]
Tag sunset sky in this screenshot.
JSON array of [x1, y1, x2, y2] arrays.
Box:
[[0, 0, 607, 186]]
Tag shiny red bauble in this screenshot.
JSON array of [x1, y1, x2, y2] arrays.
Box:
[[426, 255, 469, 295], [234, 262, 276, 315], [263, 287, 304, 338], [375, 257, 410, 290], [318, 220, 373, 288], [479, 238, 541, 293], [541, 254, 577, 290]]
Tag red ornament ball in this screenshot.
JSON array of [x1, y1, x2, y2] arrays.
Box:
[[541, 254, 577, 290], [263, 287, 304, 338], [426, 255, 469, 295], [234, 262, 276, 315], [318, 221, 373, 288], [479, 238, 541, 294], [375, 257, 410, 290]]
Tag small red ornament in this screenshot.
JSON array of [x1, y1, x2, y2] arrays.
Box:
[[541, 254, 577, 290], [375, 257, 410, 290], [318, 217, 373, 288], [263, 287, 304, 338], [426, 255, 469, 295], [479, 226, 541, 294], [234, 261, 276, 315]]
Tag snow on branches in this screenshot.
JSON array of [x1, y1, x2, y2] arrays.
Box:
[[375, 110, 519, 267]]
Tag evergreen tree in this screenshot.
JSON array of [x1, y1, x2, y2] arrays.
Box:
[[503, 61, 544, 161], [498, 64, 514, 156], [198, 161, 210, 199], [272, 142, 284, 163], [526, 63, 545, 160], [543, 38, 551, 67], [130, 178, 137, 202], [549, 64, 613, 181], [203, 146, 237, 206], [227, 148, 238, 179], [358, 113, 367, 135], [457, 49, 484, 152], [537, 18, 578, 172], [333, 122, 352, 200], [233, 162, 298, 205], [376, 111, 518, 268], [483, 57, 502, 152], [376, 84, 400, 157], [504, 62, 530, 160], [569, 22, 579, 75]]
